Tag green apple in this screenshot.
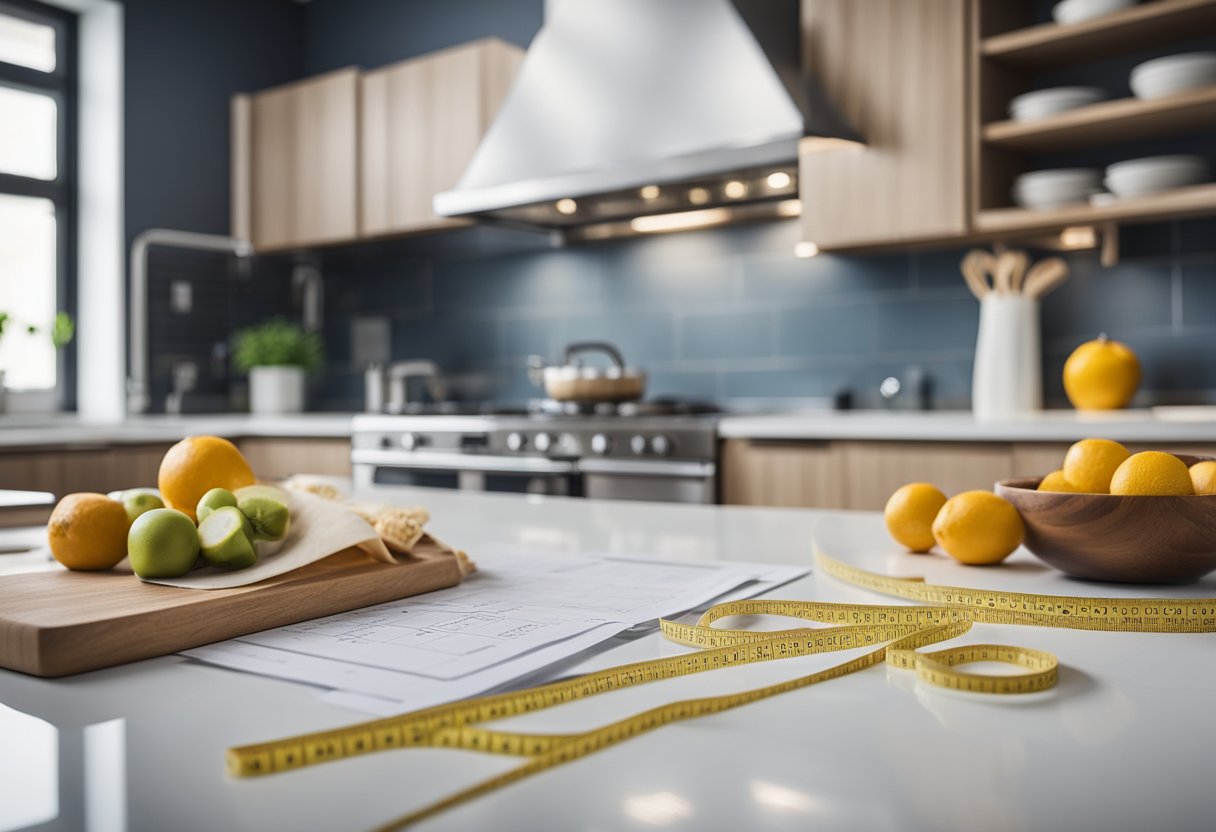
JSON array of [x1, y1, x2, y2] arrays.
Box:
[[196, 487, 238, 523], [128, 508, 200, 579], [198, 506, 257, 571], [118, 488, 164, 523], [238, 496, 291, 542], [234, 484, 289, 503]]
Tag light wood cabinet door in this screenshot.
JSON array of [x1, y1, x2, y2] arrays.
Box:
[[233, 67, 360, 251], [360, 39, 523, 238], [237, 438, 352, 481], [840, 441, 1013, 510], [720, 439, 848, 509], [800, 0, 969, 249]]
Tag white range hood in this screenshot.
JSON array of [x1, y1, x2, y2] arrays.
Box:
[[433, 0, 858, 236]]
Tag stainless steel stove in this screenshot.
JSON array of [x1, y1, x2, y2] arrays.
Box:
[[351, 402, 719, 504]]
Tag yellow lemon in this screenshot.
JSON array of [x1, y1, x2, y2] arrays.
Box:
[[1062, 438, 1130, 493], [1190, 460, 1216, 496], [1037, 470, 1082, 493], [931, 491, 1023, 565], [47, 493, 131, 571], [1110, 451, 1195, 496], [883, 483, 948, 553], [1063, 335, 1141, 410]]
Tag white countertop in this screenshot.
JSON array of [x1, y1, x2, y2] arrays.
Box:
[[0, 413, 356, 449], [718, 407, 1216, 443], [1, 487, 1212, 831]]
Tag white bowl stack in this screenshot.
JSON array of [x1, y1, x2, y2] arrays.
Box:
[[1104, 155, 1210, 197], [1052, 0, 1135, 25], [1013, 168, 1102, 210], [1009, 86, 1108, 122], [1130, 52, 1216, 99]]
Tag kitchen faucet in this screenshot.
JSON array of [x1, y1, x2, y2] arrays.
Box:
[[127, 229, 253, 415]]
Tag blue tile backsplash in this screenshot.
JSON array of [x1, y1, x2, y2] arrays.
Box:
[[309, 217, 1216, 412]]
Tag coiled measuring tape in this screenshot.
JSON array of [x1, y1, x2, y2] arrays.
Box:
[[227, 552, 1216, 830]]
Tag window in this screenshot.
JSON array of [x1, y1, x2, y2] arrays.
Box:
[[0, 0, 73, 401]]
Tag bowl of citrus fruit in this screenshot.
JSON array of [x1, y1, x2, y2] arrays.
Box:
[[994, 438, 1216, 583]]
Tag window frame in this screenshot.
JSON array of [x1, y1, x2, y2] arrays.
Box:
[[0, 0, 76, 409]]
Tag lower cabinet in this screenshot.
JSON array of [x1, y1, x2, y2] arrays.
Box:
[[236, 438, 352, 480], [720, 438, 1216, 510], [0, 438, 351, 517], [0, 444, 174, 499], [721, 440, 848, 509]]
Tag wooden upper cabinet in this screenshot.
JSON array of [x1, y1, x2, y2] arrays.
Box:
[[359, 38, 524, 239], [232, 67, 360, 252], [799, 0, 970, 250]]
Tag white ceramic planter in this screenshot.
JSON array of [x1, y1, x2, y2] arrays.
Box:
[[249, 365, 305, 415], [972, 295, 1042, 421]]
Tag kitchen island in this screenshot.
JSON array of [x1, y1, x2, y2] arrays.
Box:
[[1, 488, 1214, 831]]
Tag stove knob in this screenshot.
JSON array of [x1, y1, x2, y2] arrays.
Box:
[[650, 435, 672, 457], [399, 432, 421, 451], [534, 432, 553, 453], [506, 432, 527, 452], [590, 433, 612, 455], [629, 435, 648, 456]]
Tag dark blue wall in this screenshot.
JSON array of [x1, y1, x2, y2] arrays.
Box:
[[312, 218, 1216, 411], [303, 0, 542, 74], [122, 0, 305, 411], [123, 0, 305, 249]]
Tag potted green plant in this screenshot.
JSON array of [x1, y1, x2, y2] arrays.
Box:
[[233, 319, 323, 415], [0, 311, 74, 413]]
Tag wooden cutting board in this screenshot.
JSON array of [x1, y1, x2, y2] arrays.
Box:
[[0, 537, 464, 677]]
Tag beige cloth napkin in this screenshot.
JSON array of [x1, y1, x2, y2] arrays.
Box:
[[143, 489, 393, 590]]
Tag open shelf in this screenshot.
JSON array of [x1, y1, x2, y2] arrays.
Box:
[[982, 0, 1216, 69], [975, 182, 1216, 233], [984, 85, 1216, 152]]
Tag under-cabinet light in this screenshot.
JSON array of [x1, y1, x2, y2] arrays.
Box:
[[555, 198, 578, 215], [766, 171, 792, 189], [630, 208, 732, 234], [794, 241, 819, 258]]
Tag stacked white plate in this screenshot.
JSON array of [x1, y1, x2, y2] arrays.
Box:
[[1009, 86, 1108, 121], [1105, 155, 1210, 197], [1052, 0, 1135, 25], [1130, 52, 1216, 99], [1012, 168, 1102, 210]]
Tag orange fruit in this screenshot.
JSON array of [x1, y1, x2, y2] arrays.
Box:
[[158, 435, 256, 522], [1190, 460, 1216, 496], [931, 491, 1023, 565], [1109, 451, 1194, 496], [1062, 335, 1141, 411], [884, 483, 947, 553], [1037, 470, 1082, 493], [47, 492, 131, 571], [1062, 438, 1130, 493]]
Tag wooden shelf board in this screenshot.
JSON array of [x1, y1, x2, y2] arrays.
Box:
[[982, 0, 1216, 69], [984, 85, 1216, 152], [975, 182, 1216, 233]]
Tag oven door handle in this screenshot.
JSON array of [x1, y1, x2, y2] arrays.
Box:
[[351, 448, 577, 475], [577, 459, 716, 478]]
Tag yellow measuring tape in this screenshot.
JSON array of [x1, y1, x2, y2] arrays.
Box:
[[227, 552, 1216, 830]]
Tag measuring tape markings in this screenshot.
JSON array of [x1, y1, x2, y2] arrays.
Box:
[[229, 550, 1216, 830]]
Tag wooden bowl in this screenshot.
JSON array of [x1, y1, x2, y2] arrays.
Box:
[[995, 454, 1216, 584]]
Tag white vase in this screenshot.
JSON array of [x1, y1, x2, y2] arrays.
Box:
[[249, 365, 305, 415], [972, 295, 1042, 421]]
